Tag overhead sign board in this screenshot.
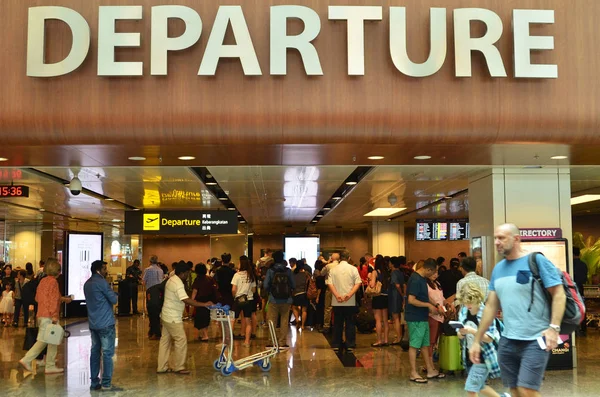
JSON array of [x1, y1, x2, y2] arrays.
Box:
[[125, 210, 239, 235]]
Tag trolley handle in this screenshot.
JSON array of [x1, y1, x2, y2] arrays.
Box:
[[208, 304, 231, 315]]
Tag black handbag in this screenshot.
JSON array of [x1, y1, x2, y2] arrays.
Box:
[[23, 327, 38, 351], [23, 327, 46, 359]]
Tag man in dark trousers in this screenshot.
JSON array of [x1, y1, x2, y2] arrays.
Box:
[[126, 260, 142, 315], [573, 247, 588, 336]]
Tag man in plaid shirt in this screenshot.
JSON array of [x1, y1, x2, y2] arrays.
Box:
[[457, 282, 510, 397]]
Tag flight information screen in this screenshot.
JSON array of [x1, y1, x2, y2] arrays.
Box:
[[416, 221, 448, 241], [449, 220, 470, 241]]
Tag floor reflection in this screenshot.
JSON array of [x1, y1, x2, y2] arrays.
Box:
[[0, 316, 599, 396]]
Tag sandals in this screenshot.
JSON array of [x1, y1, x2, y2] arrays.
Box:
[[175, 370, 191, 375], [371, 342, 385, 347], [427, 372, 446, 379], [156, 369, 173, 374], [410, 377, 428, 384]]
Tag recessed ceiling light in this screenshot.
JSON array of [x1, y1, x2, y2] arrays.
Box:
[[133, 208, 141, 211], [551, 156, 568, 160], [414, 155, 432, 160], [323, 206, 331, 210], [248, 232, 254, 236], [240, 220, 246, 224], [218, 197, 227, 201], [105, 198, 115, 201], [0, 157, 8, 162], [316, 214, 324, 218], [178, 156, 196, 161], [128, 156, 146, 161], [228, 207, 236, 210], [345, 181, 358, 186], [332, 196, 342, 200], [311, 220, 318, 223], [111, 219, 121, 222], [571, 195, 600, 206], [39, 209, 45, 212], [364, 208, 407, 216], [237, 214, 242, 218], [206, 182, 217, 186], [368, 156, 384, 160]]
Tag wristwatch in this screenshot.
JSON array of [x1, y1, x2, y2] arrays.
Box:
[[549, 324, 561, 333]]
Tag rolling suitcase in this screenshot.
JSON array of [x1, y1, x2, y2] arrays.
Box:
[[438, 334, 463, 372]]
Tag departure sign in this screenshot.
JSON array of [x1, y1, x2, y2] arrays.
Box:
[[124, 210, 238, 235], [0, 185, 29, 198], [449, 220, 470, 241], [416, 220, 448, 241]]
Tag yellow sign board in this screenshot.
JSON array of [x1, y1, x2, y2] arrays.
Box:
[[143, 214, 160, 231]]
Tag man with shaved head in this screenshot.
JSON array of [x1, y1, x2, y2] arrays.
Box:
[[320, 252, 340, 334], [469, 224, 566, 397]]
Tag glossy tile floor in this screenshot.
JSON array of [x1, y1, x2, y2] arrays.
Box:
[[1, 314, 599, 397]]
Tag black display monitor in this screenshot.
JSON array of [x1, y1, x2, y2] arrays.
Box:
[[416, 220, 448, 241], [449, 219, 470, 241]]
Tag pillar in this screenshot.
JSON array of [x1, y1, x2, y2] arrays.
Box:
[[368, 221, 405, 256], [40, 223, 55, 266], [469, 167, 572, 277], [468, 167, 575, 365]]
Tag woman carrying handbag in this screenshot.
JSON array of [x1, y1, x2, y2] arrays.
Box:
[[19, 258, 72, 374]]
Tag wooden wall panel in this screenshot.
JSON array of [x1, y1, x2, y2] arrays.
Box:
[[0, 0, 598, 146]]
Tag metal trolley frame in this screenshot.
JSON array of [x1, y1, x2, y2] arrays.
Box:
[[210, 305, 279, 376]]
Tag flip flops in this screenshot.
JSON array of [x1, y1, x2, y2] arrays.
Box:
[[427, 372, 446, 379], [410, 377, 428, 384]]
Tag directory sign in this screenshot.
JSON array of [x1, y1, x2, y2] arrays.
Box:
[[416, 220, 448, 241], [449, 220, 470, 241]]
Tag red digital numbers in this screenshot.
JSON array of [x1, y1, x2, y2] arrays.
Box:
[[0, 185, 28, 197]]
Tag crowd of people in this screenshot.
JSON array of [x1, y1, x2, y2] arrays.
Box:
[[8, 223, 577, 397]]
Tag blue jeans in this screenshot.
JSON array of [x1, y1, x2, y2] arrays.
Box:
[[90, 325, 116, 388]]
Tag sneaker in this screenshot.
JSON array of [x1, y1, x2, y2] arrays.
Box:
[[44, 368, 65, 374], [19, 360, 32, 372], [102, 385, 124, 392], [90, 384, 102, 391]]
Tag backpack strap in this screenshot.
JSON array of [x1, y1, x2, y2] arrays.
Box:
[[528, 252, 549, 313]]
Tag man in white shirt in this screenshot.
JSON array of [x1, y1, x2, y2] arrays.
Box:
[[320, 253, 340, 334], [326, 251, 362, 352], [157, 263, 213, 375]]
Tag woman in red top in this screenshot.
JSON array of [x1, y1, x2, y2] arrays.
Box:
[[358, 257, 369, 286], [19, 258, 72, 374]]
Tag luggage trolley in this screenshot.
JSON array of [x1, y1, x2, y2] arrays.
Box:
[[209, 304, 279, 376]]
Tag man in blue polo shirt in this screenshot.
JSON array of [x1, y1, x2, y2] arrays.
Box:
[[470, 224, 566, 397], [84, 260, 120, 392]]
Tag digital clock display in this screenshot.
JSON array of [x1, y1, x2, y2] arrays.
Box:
[[0, 185, 29, 198]]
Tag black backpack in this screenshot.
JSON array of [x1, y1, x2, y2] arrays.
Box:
[[270, 267, 291, 299], [21, 277, 42, 304], [146, 280, 168, 311]]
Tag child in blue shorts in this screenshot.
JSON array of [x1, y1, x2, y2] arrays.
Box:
[[456, 282, 510, 397]]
